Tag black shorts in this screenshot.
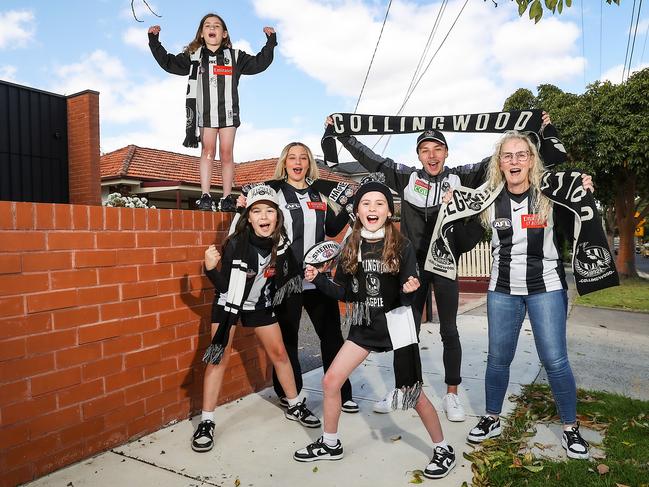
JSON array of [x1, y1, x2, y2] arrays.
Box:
[[211, 304, 276, 328]]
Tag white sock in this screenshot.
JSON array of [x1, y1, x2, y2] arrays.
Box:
[[201, 410, 215, 422], [323, 431, 339, 447], [286, 395, 300, 407], [433, 440, 448, 451]]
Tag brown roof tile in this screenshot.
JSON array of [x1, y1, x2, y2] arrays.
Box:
[[101, 145, 354, 188]]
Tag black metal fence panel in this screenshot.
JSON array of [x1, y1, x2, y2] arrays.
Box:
[[0, 80, 69, 203]]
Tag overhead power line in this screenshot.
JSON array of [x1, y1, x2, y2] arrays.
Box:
[[626, 0, 644, 79], [581, 0, 586, 87], [375, 0, 470, 154], [372, 0, 449, 152], [622, 0, 639, 82], [353, 0, 393, 113]]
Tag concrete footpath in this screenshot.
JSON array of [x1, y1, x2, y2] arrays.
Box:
[[26, 286, 649, 487]]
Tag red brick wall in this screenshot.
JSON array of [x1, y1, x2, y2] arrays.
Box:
[[0, 202, 272, 486], [67, 91, 101, 206]]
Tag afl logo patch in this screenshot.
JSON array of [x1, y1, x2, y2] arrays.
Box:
[[492, 218, 512, 230]]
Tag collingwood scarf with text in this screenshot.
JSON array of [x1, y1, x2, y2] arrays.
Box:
[[202, 229, 301, 365], [321, 110, 566, 167], [424, 171, 619, 296]]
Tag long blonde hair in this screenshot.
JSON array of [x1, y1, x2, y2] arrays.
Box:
[[273, 142, 320, 181], [480, 131, 552, 228], [185, 13, 232, 54], [339, 219, 403, 275]]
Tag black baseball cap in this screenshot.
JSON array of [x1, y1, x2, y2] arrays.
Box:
[[416, 129, 447, 153]]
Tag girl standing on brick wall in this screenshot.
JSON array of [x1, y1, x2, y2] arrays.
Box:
[[148, 14, 277, 212], [293, 181, 456, 480], [192, 185, 319, 453]]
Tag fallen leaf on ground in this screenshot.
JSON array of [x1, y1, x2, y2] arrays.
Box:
[[597, 464, 609, 475], [409, 470, 424, 484]]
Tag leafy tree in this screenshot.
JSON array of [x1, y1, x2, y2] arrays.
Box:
[[485, 0, 620, 23], [504, 68, 649, 277]]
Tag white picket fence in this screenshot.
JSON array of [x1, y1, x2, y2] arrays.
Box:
[[458, 241, 492, 278]]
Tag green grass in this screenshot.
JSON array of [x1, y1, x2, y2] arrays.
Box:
[[574, 277, 649, 312], [464, 384, 649, 487]]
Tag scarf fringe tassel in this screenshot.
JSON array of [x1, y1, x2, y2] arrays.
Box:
[[342, 301, 371, 327], [183, 133, 200, 148], [273, 275, 302, 306], [202, 343, 225, 365], [391, 382, 423, 410]]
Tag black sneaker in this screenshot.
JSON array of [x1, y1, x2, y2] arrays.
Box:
[[561, 422, 589, 459], [424, 445, 456, 479], [294, 436, 343, 462], [196, 193, 214, 211], [285, 400, 321, 428], [341, 399, 359, 413], [467, 415, 502, 443], [217, 194, 238, 212], [191, 419, 215, 452]]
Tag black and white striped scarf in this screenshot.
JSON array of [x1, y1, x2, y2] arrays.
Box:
[[321, 110, 566, 167], [424, 171, 619, 296]]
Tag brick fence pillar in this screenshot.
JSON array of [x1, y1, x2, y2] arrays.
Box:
[[67, 90, 101, 206]]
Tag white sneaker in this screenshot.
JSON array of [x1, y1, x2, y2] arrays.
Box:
[[372, 389, 402, 414], [442, 393, 466, 422]]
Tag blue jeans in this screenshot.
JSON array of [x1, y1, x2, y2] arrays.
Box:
[[486, 289, 576, 424]]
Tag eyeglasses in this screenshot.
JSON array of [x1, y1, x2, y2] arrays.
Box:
[[500, 151, 530, 163]]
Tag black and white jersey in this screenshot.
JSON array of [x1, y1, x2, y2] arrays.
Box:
[[487, 188, 567, 295], [206, 237, 274, 312], [148, 33, 277, 128], [275, 181, 349, 289]]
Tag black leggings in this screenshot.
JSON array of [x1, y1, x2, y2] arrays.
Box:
[[273, 289, 352, 402], [411, 269, 461, 386]]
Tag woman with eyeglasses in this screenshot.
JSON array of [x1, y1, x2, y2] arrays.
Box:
[[461, 131, 595, 460]]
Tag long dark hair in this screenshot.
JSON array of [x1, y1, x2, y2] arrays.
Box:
[[185, 13, 232, 54], [222, 202, 287, 269]]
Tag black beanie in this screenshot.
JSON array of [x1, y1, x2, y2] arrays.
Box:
[[352, 181, 395, 214]]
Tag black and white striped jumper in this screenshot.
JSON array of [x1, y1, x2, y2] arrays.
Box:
[[148, 32, 277, 128], [271, 180, 353, 402], [487, 188, 569, 295]]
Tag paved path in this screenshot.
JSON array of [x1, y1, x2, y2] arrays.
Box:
[[26, 286, 648, 487]]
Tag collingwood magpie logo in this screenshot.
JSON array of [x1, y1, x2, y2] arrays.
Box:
[[360, 173, 386, 185], [441, 181, 451, 193], [186, 107, 194, 128], [351, 276, 359, 293], [574, 242, 613, 279], [432, 239, 452, 265], [366, 274, 380, 297]]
